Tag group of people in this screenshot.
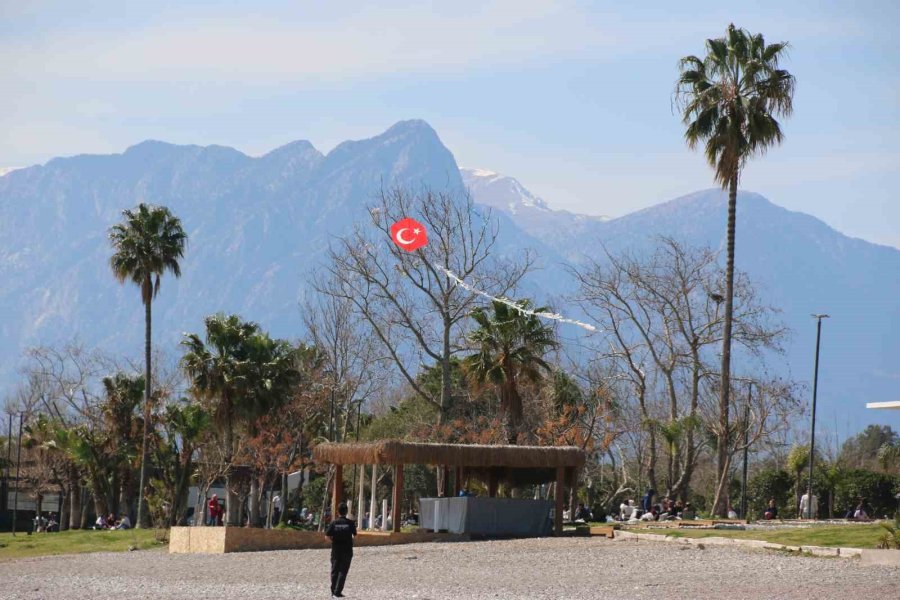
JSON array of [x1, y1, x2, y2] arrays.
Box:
[[607, 489, 699, 523], [93, 512, 132, 530], [32, 512, 60, 533], [762, 495, 875, 521]]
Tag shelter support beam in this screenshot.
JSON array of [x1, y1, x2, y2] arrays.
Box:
[[392, 463, 403, 533], [332, 464, 343, 518], [369, 464, 378, 530], [554, 466, 565, 535]]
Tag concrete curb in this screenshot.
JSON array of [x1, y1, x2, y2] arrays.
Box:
[[613, 530, 878, 561], [859, 549, 900, 566]]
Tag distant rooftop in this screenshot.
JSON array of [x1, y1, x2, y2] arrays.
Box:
[[866, 401, 900, 410]]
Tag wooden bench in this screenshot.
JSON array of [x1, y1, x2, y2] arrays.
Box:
[[589, 525, 616, 538]]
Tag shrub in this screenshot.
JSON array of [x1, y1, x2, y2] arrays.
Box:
[[747, 468, 793, 518], [834, 470, 899, 518]]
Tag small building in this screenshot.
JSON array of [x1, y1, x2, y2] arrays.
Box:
[[313, 440, 586, 535]]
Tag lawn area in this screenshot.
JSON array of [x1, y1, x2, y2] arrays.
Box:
[[641, 523, 888, 549], [0, 528, 166, 561]]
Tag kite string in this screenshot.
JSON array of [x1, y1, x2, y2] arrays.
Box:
[[433, 263, 599, 333]]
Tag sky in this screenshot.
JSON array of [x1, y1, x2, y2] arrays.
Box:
[[1, 0, 898, 247]]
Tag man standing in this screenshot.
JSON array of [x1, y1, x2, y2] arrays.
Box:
[[271, 493, 282, 527], [799, 492, 818, 519], [325, 502, 357, 598]]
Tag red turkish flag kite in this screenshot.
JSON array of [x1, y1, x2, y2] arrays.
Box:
[[390, 217, 428, 252]]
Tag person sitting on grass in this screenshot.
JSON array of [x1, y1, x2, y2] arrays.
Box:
[[95, 514, 108, 530], [619, 499, 636, 520], [574, 502, 593, 522], [640, 507, 659, 521], [659, 500, 677, 521], [727, 503, 739, 520], [764, 499, 778, 520], [116, 513, 132, 530], [681, 503, 696, 520], [852, 497, 872, 521]]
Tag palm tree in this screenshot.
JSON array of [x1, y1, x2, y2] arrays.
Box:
[[464, 300, 557, 444], [109, 202, 187, 527], [676, 24, 795, 516], [181, 314, 301, 525], [100, 373, 145, 519]]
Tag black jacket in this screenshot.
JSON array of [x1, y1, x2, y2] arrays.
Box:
[[326, 516, 357, 550]]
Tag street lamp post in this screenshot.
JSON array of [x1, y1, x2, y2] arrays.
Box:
[[12, 413, 23, 536], [741, 381, 752, 521], [807, 314, 829, 520]]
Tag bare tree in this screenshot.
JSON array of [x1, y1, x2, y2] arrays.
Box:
[[303, 276, 387, 442], [572, 238, 789, 503], [323, 185, 532, 423]]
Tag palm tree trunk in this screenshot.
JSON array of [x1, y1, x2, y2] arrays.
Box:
[[59, 484, 70, 531], [136, 293, 152, 527], [223, 398, 240, 526], [278, 471, 289, 526], [68, 468, 82, 529], [713, 173, 739, 517], [249, 479, 261, 527]]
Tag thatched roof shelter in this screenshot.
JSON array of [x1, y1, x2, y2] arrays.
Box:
[[314, 440, 586, 535], [313, 440, 586, 469]]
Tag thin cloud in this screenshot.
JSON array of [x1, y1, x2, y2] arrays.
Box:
[[2, 3, 616, 82]]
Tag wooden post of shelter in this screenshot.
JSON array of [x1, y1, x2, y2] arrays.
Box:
[[332, 464, 343, 518], [392, 463, 403, 533], [567, 467, 577, 521], [369, 464, 379, 530], [554, 466, 565, 535], [454, 466, 462, 497]]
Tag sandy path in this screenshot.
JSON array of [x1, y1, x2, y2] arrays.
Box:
[[1, 536, 897, 600]]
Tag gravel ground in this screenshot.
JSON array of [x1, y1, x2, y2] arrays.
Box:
[[1, 537, 897, 600]]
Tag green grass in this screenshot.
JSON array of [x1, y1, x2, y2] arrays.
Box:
[[641, 524, 886, 549], [0, 528, 166, 561]]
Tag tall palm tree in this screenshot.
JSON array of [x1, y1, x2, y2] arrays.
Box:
[[676, 24, 794, 516], [464, 300, 557, 444], [109, 203, 187, 527]]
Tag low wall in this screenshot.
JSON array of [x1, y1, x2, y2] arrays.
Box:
[[169, 527, 470, 554], [612, 530, 872, 559]]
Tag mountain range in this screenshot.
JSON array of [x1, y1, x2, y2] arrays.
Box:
[[1, 120, 897, 435]]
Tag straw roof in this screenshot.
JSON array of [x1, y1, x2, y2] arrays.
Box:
[[313, 440, 586, 469]]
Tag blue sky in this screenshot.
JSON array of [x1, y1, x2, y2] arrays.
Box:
[[2, 0, 898, 247]]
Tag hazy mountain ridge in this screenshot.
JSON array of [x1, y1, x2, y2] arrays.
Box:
[[1, 121, 897, 432]]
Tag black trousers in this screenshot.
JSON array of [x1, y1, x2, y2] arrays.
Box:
[[330, 548, 353, 595]]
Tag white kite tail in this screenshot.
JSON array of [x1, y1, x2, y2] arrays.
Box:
[[434, 264, 598, 332]]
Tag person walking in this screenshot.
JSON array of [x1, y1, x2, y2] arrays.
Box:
[[325, 502, 357, 598], [208, 494, 222, 526]]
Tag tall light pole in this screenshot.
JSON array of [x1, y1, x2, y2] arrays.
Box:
[[12, 413, 22, 536], [741, 380, 752, 521], [807, 314, 829, 520]]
